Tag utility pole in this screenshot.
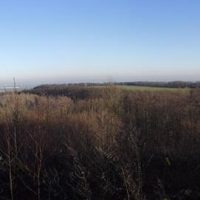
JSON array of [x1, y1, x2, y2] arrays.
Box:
[[13, 77, 16, 93]]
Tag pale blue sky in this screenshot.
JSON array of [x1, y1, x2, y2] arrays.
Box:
[[0, 0, 200, 84]]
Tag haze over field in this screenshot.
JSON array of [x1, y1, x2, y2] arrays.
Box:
[[0, 0, 200, 85]]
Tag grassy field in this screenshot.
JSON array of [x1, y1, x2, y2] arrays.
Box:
[[116, 85, 191, 92], [91, 85, 191, 93]]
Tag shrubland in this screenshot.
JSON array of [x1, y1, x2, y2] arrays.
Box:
[[0, 86, 200, 199]]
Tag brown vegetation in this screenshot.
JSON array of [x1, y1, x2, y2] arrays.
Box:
[[0, 87, 200, 199]]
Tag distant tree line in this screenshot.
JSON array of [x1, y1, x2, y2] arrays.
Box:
[[117, 81, 200, 88], [32, 81, 200, 89]]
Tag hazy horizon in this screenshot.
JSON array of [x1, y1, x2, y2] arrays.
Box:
[[0, 0, 200, 83], [1, 74, 200, 90]]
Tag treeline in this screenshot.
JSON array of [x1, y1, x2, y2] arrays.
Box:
[[30, 81, 200, 93], [27, 85, 105, 100], [118, 81, 200, 88], [26, 81, 199, 101], [0, 87, 200, 199]]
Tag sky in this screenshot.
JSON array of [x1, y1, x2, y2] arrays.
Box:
[[0, 0, 200, 85]]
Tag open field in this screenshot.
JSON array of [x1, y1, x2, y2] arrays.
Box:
[[90, 85, 191, 94], [0, 86, 200, 199], [116, 85, 191, 92]]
